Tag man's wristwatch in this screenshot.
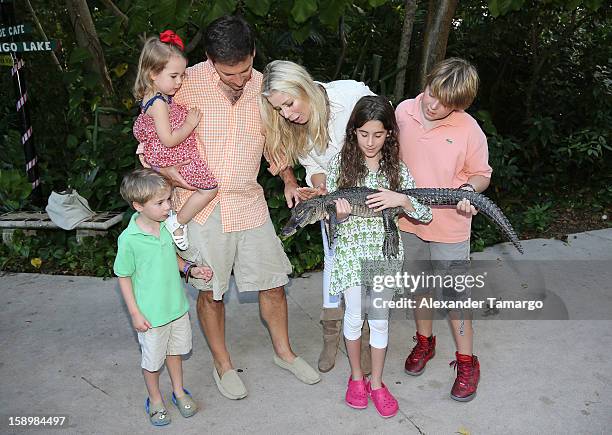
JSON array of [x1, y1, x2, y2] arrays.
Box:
[[182, 261, 195, 283], [459, 183, 476, 192]]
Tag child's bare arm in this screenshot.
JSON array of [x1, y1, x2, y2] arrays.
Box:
[[177, 256, 213, 282], [118, 276, 151, 332], [148, 99, 201, 147], [190, 266, 213, 281]]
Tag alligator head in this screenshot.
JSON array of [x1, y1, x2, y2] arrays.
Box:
[[281, 197, 327, 238]]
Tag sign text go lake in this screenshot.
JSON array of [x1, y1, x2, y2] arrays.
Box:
[[0, 40, 57, 53]]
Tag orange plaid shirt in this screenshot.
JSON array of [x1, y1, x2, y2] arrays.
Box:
[[172, 60, 269, 233]]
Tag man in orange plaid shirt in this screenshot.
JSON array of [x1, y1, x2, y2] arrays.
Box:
[[153, 15, 320, 400]]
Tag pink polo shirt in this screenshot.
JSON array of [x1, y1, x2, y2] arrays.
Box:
[[396, 94, 492, 243]]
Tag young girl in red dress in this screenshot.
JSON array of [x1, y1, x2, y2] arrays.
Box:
[[133, 31, 217, 250]]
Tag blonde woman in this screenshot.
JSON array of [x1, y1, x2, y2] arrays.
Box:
[[259, 60, 374, 373]]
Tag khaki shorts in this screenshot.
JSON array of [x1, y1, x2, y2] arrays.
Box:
[[400, 232, 471, 299], [138, 312, 192, 372], [180, 205, 292, 300]]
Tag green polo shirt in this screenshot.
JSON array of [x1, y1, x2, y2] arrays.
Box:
[[113, 212, 189, 327]]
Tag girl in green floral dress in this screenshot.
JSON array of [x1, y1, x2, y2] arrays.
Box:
[[327, 95, 432, 418]]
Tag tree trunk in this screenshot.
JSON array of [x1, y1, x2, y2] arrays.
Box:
[[332, 15, 347, 80], [25, 0, 62, 72], [66, 0, 114, 96], [99, 0, 128, 25], [351, 36, 370, 80], [392, 0, 418, 103], [417, 0, 458, 91]]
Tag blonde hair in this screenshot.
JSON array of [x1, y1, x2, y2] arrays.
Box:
[[425, 57, 479, 110], [120, 168, 170, 206], [259, 60, 330, 169], [133, 36, 186, 100]]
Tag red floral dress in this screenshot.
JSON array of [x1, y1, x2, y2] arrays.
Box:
[[133, 94, 217, 190]]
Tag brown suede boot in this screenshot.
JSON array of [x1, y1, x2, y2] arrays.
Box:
[[318, 307, 344, 373], [360, 319, 371, 376]]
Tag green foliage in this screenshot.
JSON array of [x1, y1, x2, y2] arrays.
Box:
[[475, 111, 523, 190], [0, 170, 33, 212], [487, 0, 526, 17], [244, 0, 272, 17], [319, 0, 349, 28], [199, 0, 240, 27], [259, 165, 324, 276], [556, 128, 611, 165], [368, 0, 389, 7], [523, 202, 555, 232], [488, 0, 603, 17], [291, 0, 318, 24], [1, 0, 609, 276], [471, 216, 505, 252], [0, 229, 118, 277]]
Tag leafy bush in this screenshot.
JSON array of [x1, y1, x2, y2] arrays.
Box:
[[1, 0, 610, 276], [260, 165, 324, 275], [555, 128, 611, 168], [523, 202, 554, 232], [0, 170, 33, 212], [0, 229, 118, 276], [476, 110, 523, 190]]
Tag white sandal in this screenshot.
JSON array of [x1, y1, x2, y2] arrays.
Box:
[[165, 212, 189, 250]]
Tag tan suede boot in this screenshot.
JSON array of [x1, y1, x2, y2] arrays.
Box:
[[361, 319, 372, 376], [318, 307, 344, 373]]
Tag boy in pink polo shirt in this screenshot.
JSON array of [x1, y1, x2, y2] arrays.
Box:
[[395, 58, 492, 402]]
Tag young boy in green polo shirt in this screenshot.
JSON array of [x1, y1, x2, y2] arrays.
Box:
[[114, 168, 213, 426]]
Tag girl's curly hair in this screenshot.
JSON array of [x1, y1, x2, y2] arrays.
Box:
[[337, 95, 401, 191]]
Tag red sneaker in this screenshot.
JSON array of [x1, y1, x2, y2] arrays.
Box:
[[404, 332, 436, 376], [449, 352, 480, 402]]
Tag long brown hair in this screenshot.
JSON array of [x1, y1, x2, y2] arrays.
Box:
[[337, 95, 401, 190]]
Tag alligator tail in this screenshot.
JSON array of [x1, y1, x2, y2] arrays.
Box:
[[402, 188, 524, 254]]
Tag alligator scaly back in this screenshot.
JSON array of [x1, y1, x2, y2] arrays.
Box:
[[281, 187, 524, 256], [401, 188, 524, 254]]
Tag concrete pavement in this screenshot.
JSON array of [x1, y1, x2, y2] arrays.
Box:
[[1, 229, 611, 434]]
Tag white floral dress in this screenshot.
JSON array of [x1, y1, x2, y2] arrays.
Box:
[[327, 155, 433, 295]]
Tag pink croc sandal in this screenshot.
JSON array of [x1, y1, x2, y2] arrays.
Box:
[[367, 381, 398, 418], [345, 375, 368, 409]]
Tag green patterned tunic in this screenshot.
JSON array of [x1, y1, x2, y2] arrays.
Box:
[[327, 155, 432, 295]]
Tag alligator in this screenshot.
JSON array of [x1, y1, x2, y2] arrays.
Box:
[[281, 187, 523, 257]]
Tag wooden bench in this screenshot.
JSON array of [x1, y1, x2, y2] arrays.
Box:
[[0, 211, 124, 244]]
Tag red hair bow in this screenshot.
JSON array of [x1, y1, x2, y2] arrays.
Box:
[[159, 30, 184, 51]]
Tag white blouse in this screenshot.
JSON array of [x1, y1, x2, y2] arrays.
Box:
[[298, 80, 374, 187]]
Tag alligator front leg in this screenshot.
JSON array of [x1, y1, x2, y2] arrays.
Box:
[[325, 203, 339, 250], [382, 208, 401, 258]]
